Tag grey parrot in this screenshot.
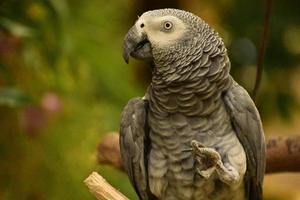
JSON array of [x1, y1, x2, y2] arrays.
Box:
[[120, 9, 265, 200]]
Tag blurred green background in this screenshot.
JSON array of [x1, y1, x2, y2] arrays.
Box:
[[0, 0, 300, 199]]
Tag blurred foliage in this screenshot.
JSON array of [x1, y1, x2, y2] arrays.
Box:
[[0, 88, 30, 107], [0, 0, 299, 199], [0, 0, 138, 199]]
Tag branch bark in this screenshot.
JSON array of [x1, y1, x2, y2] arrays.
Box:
[[84, 172, 129, 200], [97, 133, 300, 174], [266, 136, 300, 173]]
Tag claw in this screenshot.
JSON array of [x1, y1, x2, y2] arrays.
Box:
[[183, 140, 205, 153], [182, 148, 193, 152], [191, 140, 205, 148], [197, 167, 215, 179]]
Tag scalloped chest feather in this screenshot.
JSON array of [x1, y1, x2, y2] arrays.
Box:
[[146, 82, 247, 200]]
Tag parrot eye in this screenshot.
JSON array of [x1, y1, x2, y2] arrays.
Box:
[[163, 21, 173, 30], [140, 23, 145, 28]]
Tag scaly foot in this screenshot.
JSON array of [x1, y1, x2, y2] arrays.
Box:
[[189, 140, 241, 186], [190, 140, 221, 179]]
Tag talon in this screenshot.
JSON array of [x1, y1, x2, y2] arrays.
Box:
[[182, 148, 193, 152], [190, 140, 205, 148], [197, 167, 216, 179], [197, 169, 210, 179], [200, 171, 210, 179]]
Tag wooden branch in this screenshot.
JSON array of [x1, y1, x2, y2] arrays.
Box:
[[97, 133, 123, 170], [97, 133, 300, 174], [84, 171, 129, 200], [266, 136, 300, 173]]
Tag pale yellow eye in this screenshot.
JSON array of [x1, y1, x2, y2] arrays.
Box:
[[164, 21, 173, 30]]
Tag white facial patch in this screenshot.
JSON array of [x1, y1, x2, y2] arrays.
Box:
[[135, 15, 187, 47]]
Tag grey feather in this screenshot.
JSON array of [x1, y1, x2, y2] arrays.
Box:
[[223, 80, 266, 200], [119, 98, 156, 200]]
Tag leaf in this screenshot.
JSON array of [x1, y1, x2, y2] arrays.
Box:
[[0, 88, 30, 107], [0, 18, 34, 38]]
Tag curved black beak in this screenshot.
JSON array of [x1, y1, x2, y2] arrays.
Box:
[[123, 26, 152, 64]]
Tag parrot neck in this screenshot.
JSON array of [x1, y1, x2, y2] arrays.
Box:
[[148, 76, 233, 116], [149, 38, 233, 115]]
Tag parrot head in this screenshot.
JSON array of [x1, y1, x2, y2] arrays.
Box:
[[123, 9, 189, 63], [123, 9, 228, 82]]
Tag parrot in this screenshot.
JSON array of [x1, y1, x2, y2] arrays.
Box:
[[120, 8, 265, 200]]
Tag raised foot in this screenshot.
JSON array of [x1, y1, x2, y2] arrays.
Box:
[[189, 140, 241, 186], [189, 140, 221, 179]]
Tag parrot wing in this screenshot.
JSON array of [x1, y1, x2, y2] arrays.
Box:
[[223, 81, 266, 200], [119, 97, 155, 200]]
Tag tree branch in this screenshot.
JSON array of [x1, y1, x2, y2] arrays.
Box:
[[266, 136, 300, 173], [96, 133, 300, 174], [97, 133, 123, 170], [84, 172, 129, 200]]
